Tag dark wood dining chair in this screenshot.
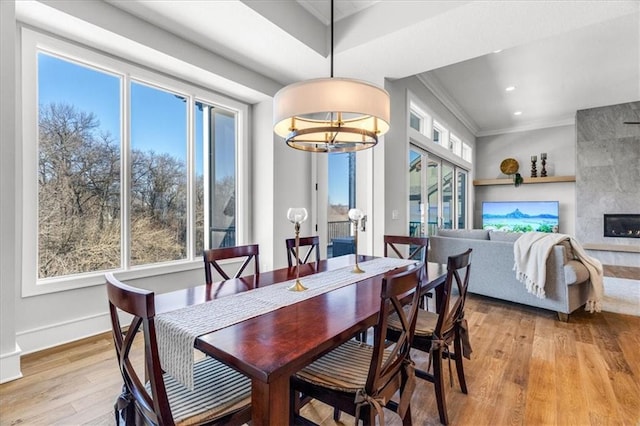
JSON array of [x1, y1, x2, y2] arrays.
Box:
[[290, 263, 425, 426], [285, 235, 320, 267], [384, 235, 430, 309], [384, 235, 429, 263], [387, 248, 473, 425], [105, 272, 251, 426], [203, 244, 259, 283]]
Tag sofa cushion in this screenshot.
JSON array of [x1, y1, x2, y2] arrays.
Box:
[[489, 231, 523, 242], [437, 229, 489, 240], [557, 240, 576, 264], [564, 260, 589, 285]]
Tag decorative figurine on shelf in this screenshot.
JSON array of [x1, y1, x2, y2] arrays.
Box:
[[348, 208, 365, 273], [541, 153, 548, 177], [287, 207, 308, 291], [530, 155, 537, 177], [514, 173, 523, 187]]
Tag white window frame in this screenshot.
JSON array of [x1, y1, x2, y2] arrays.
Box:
[[433, 120, 449, 149], [462, 142, 472, 162], [409, 109, 422, 133], [21, 27, 249, 296], [450, 134, 462, 156], [409, 101, 431, 136]]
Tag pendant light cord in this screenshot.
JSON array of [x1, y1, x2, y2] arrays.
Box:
[[330, 0, 334, 78]]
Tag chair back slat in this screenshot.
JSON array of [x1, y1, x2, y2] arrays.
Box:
[[366, 263, 424, 396], [285, 236, 320, 268], [204, 244, 260, 282]]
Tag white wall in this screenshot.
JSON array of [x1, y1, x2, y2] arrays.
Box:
[[1, 0, 22, 383], [252, 100, 314, 272], [475, 125, 577, 235]]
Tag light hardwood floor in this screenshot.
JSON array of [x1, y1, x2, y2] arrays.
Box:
[[1, 294, 639, 425]]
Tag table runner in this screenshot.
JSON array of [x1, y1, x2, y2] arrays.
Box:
[[156, 257, 416, 389]]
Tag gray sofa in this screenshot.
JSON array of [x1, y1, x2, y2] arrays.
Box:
[[427, 229, 592, 320]]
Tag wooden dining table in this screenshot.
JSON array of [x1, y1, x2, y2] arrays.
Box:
[[155, 254, 447, 426]]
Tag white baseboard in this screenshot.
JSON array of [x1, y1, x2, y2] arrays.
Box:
[[0, 344, 23, 384], [16, 312, 111, 355]]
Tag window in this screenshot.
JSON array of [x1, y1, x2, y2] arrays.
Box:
[[409, 102, 431, 136], [129, 81, 189, 266], [462, 142, 472, 162], [37, 53, 122, 278], [195, 103, 237, 252], [432, 121, 448, 148], [450, 134, 462, 156], [22, 28, 247, 294], [409, 110, 422, 132]]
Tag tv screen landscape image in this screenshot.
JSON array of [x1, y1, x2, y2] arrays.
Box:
[[482, 201, 559, 233]]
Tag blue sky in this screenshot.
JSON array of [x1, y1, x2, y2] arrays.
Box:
[[38, 53, 121, 142], [328, 153, 352, 206], [38, 52, 235, 178]]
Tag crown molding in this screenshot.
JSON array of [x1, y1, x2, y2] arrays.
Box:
[[416, 72, 480, 136]]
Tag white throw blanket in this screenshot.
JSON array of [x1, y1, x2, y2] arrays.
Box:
[[513, 232, 603, 313]]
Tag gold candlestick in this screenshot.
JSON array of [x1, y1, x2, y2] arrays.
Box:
[[348, 208, 365, 273], [287, 208, 308, 291]]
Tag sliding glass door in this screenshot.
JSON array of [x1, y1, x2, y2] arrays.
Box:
[[409, 145, 469, 236], [457, 169, 468, 229], [409, 149, 424, 237]]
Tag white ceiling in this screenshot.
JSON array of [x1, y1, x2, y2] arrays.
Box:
[[85, 1, 640, 135], [297, 0, 380, 25]]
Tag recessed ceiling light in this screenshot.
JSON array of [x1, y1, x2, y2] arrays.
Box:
[[513, 111, 523, 116], [493, 49, 503, 54], [505, 86, 516, 92]]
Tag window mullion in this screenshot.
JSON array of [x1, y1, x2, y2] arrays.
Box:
[[202, 105, 211, 250], [122, 74, 131, 270], [186, 95, 194, 260]]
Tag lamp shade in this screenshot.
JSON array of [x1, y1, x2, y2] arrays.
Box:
[[273, 78, 390, 152]]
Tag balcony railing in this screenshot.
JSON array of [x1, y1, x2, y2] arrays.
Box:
[[328, 220, 351, 241]]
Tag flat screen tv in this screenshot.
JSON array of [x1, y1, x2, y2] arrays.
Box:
[[482, 201, 559, 233]]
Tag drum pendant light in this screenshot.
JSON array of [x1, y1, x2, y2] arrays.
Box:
[[273, 0, 390, 152]]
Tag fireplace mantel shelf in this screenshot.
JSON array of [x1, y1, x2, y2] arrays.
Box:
[[473, 175, 576, 186]]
